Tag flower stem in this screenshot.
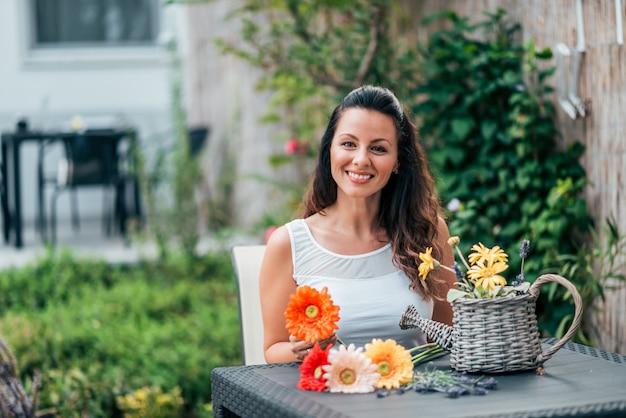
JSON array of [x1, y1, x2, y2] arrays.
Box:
[[410, 343, 445, 365], [408, 342, 438, 353], [441, 265, 457, 274], [454, 246, 471, 271]]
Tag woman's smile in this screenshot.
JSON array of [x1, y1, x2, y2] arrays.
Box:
[[346, 171, 374, 182]]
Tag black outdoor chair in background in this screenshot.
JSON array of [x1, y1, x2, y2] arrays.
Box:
[[37, 129, 141, 244], [0, 159, 9, 243], [188, 126, 209, 158]]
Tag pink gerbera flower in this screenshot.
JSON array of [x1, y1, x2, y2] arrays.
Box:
[[322, 344, 379, 393]]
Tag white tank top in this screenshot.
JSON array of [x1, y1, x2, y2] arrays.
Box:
[[286, 219, 433, 349]]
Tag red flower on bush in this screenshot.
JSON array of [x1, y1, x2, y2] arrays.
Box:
[[284, 138, 310, 156], [264, 226, 277, 243], [285, 138, 300, 155]]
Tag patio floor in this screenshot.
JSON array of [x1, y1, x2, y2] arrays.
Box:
[[0, 217, 152, 270], [0, 217, 259, 271]]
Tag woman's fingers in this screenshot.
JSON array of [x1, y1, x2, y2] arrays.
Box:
[[289, 334, 341, 361], [317, 334, 338, 349], [289, 335, 312, 361]]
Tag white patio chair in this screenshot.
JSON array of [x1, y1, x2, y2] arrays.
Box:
[[231, 245, 267, 365]]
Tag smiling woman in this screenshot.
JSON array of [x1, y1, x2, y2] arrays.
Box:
[[259, 85, 457, 364]]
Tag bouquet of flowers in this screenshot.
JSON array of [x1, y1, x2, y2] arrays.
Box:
[[417, 237, 532, 301], [284, 286, 495, 397]]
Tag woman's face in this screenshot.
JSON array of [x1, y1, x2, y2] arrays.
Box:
[[330, 108, 399, 201]]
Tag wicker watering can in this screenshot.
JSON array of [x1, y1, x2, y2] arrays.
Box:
[[400, 274, 583, 373]]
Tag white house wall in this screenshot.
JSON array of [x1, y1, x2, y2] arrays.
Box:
[[0, 0, 173, 236]]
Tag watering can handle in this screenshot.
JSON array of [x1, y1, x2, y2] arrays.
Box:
[[528, 273, 584, 364]]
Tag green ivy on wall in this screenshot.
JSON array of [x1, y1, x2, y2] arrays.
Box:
[[409, 10, 592, 338]]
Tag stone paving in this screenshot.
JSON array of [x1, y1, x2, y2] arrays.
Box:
[[0, 218, 151, 270], [0, 217, 259, 271]]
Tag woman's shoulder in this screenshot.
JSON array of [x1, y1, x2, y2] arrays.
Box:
[[262, 225, 293, 274], [266, 224, 291, 249], [265, 218, 308, 254]]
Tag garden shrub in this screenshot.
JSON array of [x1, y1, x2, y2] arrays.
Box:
[[0, 250, 241, 417]]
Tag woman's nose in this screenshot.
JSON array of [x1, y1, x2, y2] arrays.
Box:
[[352, 148, 370, 166]]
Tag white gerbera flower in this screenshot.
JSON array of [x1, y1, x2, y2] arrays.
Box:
[[322, 344, 379, 393]]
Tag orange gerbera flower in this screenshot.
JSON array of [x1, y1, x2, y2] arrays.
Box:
[[364, 339, 413, 389], [297, 342, 331, 392], [285, 286, 340, 343]]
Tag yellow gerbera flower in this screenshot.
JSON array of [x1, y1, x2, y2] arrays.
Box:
[[467, 256, 508, 290], [468, 243, 508, 265], [364, 339, 413, 389], [417, 247, 436, 280]]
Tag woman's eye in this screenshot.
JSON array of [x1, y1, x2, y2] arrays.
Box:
[[371, 146, 387, 153], [341, 141, 356, 148]]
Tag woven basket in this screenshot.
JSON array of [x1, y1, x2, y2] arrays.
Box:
[[400, 274, 583, 373]]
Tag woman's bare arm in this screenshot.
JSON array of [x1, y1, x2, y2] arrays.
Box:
[[259, 225, 338, 363], [259, 226, 302, 363]]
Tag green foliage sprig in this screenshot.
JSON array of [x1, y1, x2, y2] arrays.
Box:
[[132, 36, 202, 260], [557, 215, 626, 346]]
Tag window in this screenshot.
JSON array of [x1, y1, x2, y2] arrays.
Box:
[[31, 0, 159, 49], [21, 0, 164, 67]]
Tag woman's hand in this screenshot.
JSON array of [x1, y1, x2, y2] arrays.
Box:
[[290, 334, 338, 361]]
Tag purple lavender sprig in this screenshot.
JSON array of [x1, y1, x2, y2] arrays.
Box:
[[452, 262, 465, 283], [374, 367, 499, 399], [519, 239, 530, 259], [511, 239, 530, 289]]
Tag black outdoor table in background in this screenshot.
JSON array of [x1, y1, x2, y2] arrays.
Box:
[[211, 339, 626, 418], [1, 128, 137, 248]]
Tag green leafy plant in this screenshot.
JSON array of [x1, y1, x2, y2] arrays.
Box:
[[409, 9, 592, 339], [557, 215, 626, 346], [133, 35, 202, 260]]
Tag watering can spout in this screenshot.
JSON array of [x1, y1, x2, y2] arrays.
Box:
[[399, 305, 455, 350]]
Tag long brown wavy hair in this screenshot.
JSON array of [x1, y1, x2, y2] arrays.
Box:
[[297, 85, 448, 300]]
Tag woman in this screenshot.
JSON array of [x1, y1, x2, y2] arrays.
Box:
[[259, 85, 455, 363]]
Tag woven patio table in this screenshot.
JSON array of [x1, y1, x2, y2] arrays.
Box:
[[211, 339, 626, 418]]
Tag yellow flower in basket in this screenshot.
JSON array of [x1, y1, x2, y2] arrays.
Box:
[[417, 238, 531, 300]]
